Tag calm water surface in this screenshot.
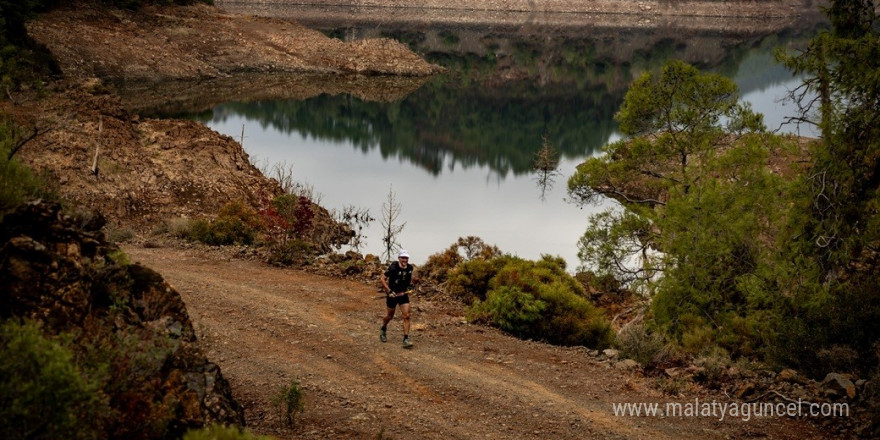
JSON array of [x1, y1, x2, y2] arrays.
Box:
[[194, 6, 824, 267]]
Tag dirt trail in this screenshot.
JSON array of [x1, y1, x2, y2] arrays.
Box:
[[125, 245, 824, 440]]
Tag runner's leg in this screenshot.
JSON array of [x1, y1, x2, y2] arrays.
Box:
[[383, 306, 396, 328], [400, 302, 411, 337]]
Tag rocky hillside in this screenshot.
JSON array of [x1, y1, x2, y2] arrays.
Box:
[[10, 85, 283, 231], [27, 2, 442, 84], [7, 1, 442, 233], [1, 201, 244, 437]]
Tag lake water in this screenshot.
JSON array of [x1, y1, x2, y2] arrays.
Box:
[[186, 4, 825, 268]]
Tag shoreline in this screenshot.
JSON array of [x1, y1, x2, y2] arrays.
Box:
[[216, 0, 819, 18], [215, 0, 827, 37]]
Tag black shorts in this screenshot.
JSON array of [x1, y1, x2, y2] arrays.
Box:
[[386, 293, 410, 309]]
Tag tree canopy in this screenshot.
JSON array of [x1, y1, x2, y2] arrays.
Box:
[[773, 0, 880, 375], [568, 0, 880, 378], [568, 58, 791, 359]]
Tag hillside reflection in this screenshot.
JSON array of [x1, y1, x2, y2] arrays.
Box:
[[203, 75, 617, 176], [189, 14, 826, 176]]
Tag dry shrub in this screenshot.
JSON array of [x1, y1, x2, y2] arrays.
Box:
[[617, 320, 668, 367], [153, 217, 193, 238], [693, 347, 733, 387], [105, 224, 135, 243]]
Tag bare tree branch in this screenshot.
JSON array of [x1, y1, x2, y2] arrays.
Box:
[[381, 186, 406, 262], [7, 126, 50, 160]]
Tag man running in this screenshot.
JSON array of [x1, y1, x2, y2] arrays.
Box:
[[380, 250, 415, 348]]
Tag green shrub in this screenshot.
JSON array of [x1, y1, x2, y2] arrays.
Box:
[[420, 248, 463, 284], [534, 279, 614, 348], [187, 218, 213, 242], [272, 380, 304, 427], [445, 258, 503, 304], [714, 312, 768, 358], [655, 375, 690, 396], [679, 316, 715, 356], [185, 201, 264, 246], [421, 236, 501, 284], [107, 248, 131, 266], [266, 238, 314, 266], [490, 255, 584, 298], [438, 29, 460, 46], [68, 313, 184, 438], [208, 216, 255, 244], [183, 424, 275, 440], [0, 319, 108, 440], [458, 255, 614, 348], [467, 286, 546, 335], [270, 194, 299, 225]]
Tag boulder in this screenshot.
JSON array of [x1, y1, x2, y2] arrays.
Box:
[[602, 348, 620, 359], [615, 359, 640, 370], [776, 368, 802, 383], [821, 373, 857, 399]]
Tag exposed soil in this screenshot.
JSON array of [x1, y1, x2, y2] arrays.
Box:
[[124, 245, 828, 440], [7, 85, 283, 231]]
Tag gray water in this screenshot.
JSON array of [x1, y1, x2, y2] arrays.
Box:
[[196, 5, 825, 268]]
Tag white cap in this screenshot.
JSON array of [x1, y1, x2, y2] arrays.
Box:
[[398, 250, 410, 258]]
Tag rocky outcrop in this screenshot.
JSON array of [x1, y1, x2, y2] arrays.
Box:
[[820, 373, 858, 400], [0, 201, 245, 438]]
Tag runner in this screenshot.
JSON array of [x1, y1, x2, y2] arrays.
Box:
[[380, 250, 416, 348]]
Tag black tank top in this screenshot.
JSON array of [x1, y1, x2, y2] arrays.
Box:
[[385, 261, 414, 293]]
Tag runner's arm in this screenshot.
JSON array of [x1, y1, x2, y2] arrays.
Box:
[[380, 273, 392, 295]]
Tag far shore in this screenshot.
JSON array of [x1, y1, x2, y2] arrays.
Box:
[[216, 0, 818, 18], [216, 0, 825, 34]]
